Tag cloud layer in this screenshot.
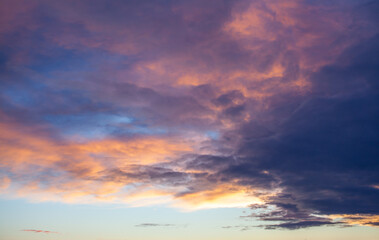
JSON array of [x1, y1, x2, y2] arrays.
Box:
[[1, 0, 378, 229]]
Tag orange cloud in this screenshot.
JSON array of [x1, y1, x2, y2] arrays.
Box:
[[0, 118, 274, 209], [173, 183, 263, 211], [0, 118, 195, 204], [328, 214, 379, 227], [0, 176, 11, 191]]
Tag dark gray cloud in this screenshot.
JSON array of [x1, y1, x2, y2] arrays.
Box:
[[101, 165, 191, 186], [205, 33, 379, 229]]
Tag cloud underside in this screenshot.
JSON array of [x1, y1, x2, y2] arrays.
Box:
[[1, 0, 379, 230]]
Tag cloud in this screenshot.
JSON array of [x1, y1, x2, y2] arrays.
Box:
[[261, 221, 339, 230], [21, 229, 58, 234], [134, 223, 182, 228], [215, 32, 379, 228], [221, 225, 257, 231], [0, 0, 378, 230]]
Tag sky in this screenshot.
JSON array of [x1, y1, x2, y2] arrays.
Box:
[[0, 0, 378, 239]]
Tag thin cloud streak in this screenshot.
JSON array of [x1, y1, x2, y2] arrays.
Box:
[[134, 223, 186, 228], [21, 229, 58, 234]]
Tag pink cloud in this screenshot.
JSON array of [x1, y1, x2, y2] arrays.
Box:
[[21, 229, 58, 234]]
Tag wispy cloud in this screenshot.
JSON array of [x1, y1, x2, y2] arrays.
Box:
[[221, 225, 256, 231], [21, 229, 58, 234], [135, 223, 186, 228]]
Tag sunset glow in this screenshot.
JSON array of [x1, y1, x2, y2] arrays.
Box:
[[0, 0, 378, 239]]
